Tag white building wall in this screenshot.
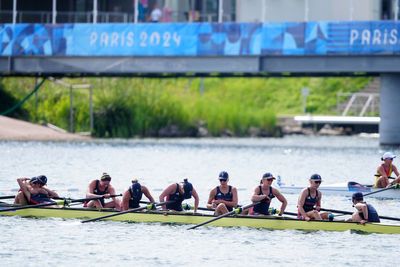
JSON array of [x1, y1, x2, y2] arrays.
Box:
[[236, 0, 381, 22]]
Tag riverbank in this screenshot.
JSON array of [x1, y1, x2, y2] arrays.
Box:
[[0, 115, 90, 141]]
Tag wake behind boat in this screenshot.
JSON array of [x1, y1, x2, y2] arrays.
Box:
[[1, 203, 400, 234], [277, 177, 400, 199]]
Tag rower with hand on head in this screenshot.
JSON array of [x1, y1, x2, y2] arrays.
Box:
[[348, 192, 380, 224], [14, 175, 59, 205], [206, 171, 238, 215], [86, 172, 121, 210], [159, 178, 199, 212], [297, 174, 330, 221], [121, 179, 155, 211], [375, 151, 400, 188], [250, 172, 287, 216]]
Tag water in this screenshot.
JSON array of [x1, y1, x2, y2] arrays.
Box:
[[0, 136, 399, 266]]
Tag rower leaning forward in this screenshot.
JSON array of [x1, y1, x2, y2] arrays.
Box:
[[121, 178, 155, 211], [159, 178, 199, 212], [14, 175, 59, 206]]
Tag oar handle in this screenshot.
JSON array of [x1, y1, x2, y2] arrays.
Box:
[[374, 174, 396, 180]]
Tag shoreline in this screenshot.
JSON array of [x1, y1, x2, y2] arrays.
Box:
[[0, 115, 90, 141]]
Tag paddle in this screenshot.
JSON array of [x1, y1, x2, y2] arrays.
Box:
[[320, 208, 400, 222], [81, 200, 173, 223], [0, 195, 16, 200], [187, 202, 260, 230]]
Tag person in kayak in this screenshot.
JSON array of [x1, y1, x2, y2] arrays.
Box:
[[86, 172, 121, 210], [159, 178, 199, 213], [207, 171, 238, 215], [250, 172, 287, 216], [349, 192, 380, 224], [297, 174, 330, 221], [375, 151, 400, 188], [121, 179, 155, 211], [14, 175, 59, 205]]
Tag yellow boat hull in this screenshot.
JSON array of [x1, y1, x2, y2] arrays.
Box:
[[1, 207, 399, 234]]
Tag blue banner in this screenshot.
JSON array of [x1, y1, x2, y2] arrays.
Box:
[[1, 22, 399, 56]]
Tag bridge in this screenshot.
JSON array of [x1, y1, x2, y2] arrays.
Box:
[[1, 21, 400, 144]]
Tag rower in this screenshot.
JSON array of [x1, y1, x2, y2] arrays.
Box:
[[250, 172, 287, 216], [349, 192, 380, 224], [159, 178, 199, 212], [14, 175, 59, 205], [206, 171, 238, 215], [297, 174, 330, 221], [121, 179, 155, 211], [374, 151, 400, 188], [85, 172, 121, 210]]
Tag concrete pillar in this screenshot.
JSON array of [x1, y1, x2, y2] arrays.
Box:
[[380, 74, 400, 145]]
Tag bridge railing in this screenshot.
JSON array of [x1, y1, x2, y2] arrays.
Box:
[[0, 10, 232, 24]]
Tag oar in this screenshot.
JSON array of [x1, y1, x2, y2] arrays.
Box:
[[363, 184, 397, 197], [81, 200, 173, 223], [187, 202, 260, 230], [374, 174, 396, 180], [0, 200, 65, 212], [0, 195, 16, 200], [320, 208, 400, 222], [61, 194, 122, 203]]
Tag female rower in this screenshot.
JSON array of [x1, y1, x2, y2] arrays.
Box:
[[86, 172, 121, 210], [349, 192, 380, 224], [297, 174, 329, 221], [121, 179, 155, 211], [14, 175, 59, 205], [159, 178, 199, 213], [207, 171, 238, 215], [250, 172, 287, 216], [375, 151, 400, 188]]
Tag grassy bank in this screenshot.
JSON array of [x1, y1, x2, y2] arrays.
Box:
[[0, 76, 371, 137]]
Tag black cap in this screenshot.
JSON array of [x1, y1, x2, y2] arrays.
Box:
[[36, 175, 47, 185], [218, 171, 229, 180], [183, 179, 193, 199], [310, 174, 322, 181], [352, 192, 364, 201]]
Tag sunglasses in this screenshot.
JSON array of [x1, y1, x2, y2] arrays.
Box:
[[265, 178, 274, 181], [314, 180, 322, 184], [219, 179, 227, 182], [101, 178, 111, 182]]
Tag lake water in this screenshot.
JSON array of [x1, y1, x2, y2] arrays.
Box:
[[0, 136, 399, 266]]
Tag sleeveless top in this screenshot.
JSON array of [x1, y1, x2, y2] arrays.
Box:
[[303, 188, 319, 212], [253, 186, 275, 215], [215, 186, 233, 211], [359, 203, 380, 223], [374, 164, 393, 187], [129, 182, 143, 209], [93, 180, 109, 206], [166, 184, 184, 211], [29, 192, 54, 205]]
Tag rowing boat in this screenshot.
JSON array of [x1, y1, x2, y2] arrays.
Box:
[[277, 181, 400, 199], [1, 206, 399, 234]]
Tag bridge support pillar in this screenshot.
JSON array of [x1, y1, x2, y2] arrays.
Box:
[[380, 74, 400, 145]]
